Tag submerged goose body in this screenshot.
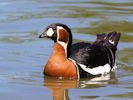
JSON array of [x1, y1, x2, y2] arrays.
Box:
[[39, 23, 121, 79]]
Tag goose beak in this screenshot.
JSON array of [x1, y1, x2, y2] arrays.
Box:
[[39, 32, 48, 38]]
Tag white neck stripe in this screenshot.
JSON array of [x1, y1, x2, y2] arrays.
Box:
[[58, 41, 68, 57], [57, 26, 69, 58]]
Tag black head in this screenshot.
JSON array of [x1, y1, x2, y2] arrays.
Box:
[[39, 23, 72, 42], [39, 23, 73, 57]]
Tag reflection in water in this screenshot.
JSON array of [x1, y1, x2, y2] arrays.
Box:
[[0, 0, 133, 100], [44, 76, 78, 100], [44, 72, 117, 100], [79, 72, 117, 88]]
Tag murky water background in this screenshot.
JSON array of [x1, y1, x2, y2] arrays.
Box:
[[0, 0, 133, 100]]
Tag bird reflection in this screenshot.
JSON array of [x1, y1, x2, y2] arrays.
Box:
[[43, 72, 117, 100], [79, 72, 117, 88], [43, 76, 78, 100]]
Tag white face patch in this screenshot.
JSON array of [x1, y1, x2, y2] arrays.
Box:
[[79, 63, 111, 75], [109, 40, 115, 45], [46, 28, 54, 37]]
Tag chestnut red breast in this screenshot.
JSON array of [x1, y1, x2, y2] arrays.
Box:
[[39, 23, 121, 79]]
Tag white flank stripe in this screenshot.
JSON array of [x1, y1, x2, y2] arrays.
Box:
[[79, 63, 111, 75]]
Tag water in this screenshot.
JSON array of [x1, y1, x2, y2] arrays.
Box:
[[0, 0, 133, 100]]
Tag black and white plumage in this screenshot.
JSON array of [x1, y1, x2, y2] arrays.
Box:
[[70, 32, 121, 78], [39, 23, 121, 78]]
